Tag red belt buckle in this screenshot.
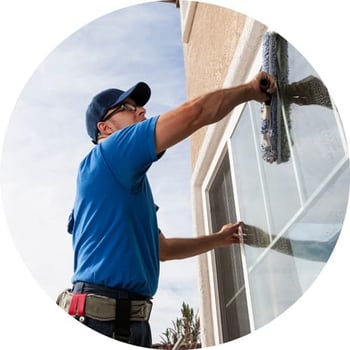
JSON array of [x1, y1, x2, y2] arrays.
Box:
[[68, 293, 87, 316]]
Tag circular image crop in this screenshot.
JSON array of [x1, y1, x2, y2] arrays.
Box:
[[0, 1, 349, 349]]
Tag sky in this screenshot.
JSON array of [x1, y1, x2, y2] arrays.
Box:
[[1, 1, 350, 350], [0, 1, 198, 343]]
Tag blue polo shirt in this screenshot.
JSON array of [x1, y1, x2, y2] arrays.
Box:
[[70, 116, 162, 297]]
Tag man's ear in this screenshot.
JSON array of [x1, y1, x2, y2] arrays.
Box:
[[97, 121, 109, 134]]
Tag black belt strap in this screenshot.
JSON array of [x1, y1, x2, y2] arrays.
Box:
[[113, 299, 131, 342]]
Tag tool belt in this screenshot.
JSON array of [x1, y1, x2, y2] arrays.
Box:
[[56, 289, 152, 322]]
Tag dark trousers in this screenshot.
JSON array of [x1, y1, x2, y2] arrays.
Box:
[[72, 282, 152, 348]]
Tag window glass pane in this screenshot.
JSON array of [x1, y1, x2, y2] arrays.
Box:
[[231, 103, 300, 267], [208, 154, 250, 341], [250, 102, 301, 233], [248, 164, 348, 329], [248, 248, 303, 328], [286, 45, 346, 198], [230, 106, 269, 267], [284, 163, 348, 290], [231, 104, 268, 228]]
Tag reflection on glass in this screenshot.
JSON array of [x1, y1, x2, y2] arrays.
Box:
[[244, 223, 339, 263]]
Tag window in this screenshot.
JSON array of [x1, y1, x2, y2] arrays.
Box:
[[206, 38, 349, 340]]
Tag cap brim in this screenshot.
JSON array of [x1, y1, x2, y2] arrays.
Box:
[[113, 82, 151, 108]]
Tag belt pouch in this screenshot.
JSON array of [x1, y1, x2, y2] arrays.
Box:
[[113, 299, 131, 342]]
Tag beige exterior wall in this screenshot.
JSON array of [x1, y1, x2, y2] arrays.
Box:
[[181, 2, 247, 168]]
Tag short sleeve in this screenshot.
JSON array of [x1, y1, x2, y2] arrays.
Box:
[[99, 116, 161, 190]]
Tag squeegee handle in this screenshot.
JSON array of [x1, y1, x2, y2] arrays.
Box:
[[260, 78, 272, 105]]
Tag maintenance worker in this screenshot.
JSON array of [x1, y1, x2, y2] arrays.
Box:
[[56, 71, 275, 347]]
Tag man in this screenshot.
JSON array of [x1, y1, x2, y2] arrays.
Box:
[[57, 71, 275, 347]]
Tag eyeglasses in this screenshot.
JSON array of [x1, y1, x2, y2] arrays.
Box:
[[102, 102, 138, 122]]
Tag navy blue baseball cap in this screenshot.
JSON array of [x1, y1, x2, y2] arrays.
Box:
[[86, 81, 151, 143]]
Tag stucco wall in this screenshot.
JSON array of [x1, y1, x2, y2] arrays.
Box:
[[182, 3, 247, 167]]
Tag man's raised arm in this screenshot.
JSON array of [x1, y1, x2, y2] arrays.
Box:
[[155, 71, 276, 154]]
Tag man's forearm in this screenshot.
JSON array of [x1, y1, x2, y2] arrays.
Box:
[[160, 223, 243, 261], [189, 83, 255, 128], [160, 234, 223, 261]]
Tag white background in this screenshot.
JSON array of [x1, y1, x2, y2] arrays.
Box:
[[0, 0, 348, 349]]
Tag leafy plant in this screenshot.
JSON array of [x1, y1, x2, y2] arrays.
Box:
[[159, 302, 201, 349]]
